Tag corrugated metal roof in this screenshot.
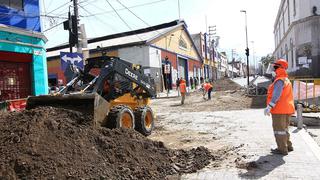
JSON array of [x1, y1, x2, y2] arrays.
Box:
[[47, 25, 178, 58]]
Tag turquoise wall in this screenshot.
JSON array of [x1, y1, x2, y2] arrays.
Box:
[[0, 30, 48, 95]]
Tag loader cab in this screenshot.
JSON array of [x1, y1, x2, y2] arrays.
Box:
[[100, 73, 132, 101]]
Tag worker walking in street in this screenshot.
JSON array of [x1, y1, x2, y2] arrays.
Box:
[[179, 78, 187, 105], [264, 59, 295, 155]]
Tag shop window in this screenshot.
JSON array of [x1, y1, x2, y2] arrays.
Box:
[[0, 0, 23, 11]]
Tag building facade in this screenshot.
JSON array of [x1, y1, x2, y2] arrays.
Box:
[[273, 0, 320, 77], [216, 52, 229, 79], [0, 0, 48, 101], [191, 32, 216, 82], [46, 20, 202, 92]]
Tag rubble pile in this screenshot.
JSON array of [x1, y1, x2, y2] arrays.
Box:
[[213, 78, 242, 91], [0, 107, 213, 179]]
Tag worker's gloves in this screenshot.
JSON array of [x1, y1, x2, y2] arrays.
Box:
[[264, 106, 271, 116], [264, 102, 275, 116]]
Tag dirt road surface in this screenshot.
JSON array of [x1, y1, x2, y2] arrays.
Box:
[[150, 80, 266, 175]]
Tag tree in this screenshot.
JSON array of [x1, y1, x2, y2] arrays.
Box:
[[260, 54, 275, 66]]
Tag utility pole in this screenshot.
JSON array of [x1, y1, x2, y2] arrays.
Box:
[[73, 0, 81, 53], [208, 25, 216, 80], [251, 41, 255, 75], [231, 49, 236, 79], [240, 10, 250, 90], [68, 10, 72, 53]]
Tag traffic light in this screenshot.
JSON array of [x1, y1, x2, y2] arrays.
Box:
[[245, 48, 250, 56], [63, 14, 78, 47]]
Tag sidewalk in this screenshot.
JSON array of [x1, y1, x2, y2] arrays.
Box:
[[181, 109, 320, 179], [232, 76, 270, 87]]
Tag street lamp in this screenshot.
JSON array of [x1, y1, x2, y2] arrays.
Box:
[[250, 41, 255, 75], [240, 10, 250, 89]]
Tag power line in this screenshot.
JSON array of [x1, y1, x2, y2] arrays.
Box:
[[77, 5, 98, 38], [115, 0, 151, 26], [78, 3, 119, 33], [105, 0, 132, 31], [43, 21, 64, 32], [46, 1, 72, 15], [78, 4, 115, 37], [82, 0, 166, 17], [0, 12, 67, 19], [105, 0, 144, 41], [114, 0, 186, 49]]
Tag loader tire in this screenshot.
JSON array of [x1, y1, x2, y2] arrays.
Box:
[[106, 105, 135, 129], [134, 106, 154, 136]]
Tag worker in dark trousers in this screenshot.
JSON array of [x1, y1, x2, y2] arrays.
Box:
[[264, 59, 295, 155], [203, 81, 213, 100]]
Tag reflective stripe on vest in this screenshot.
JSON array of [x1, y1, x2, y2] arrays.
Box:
[[267, 78, 295, 114], [274, 130, 287, 135]]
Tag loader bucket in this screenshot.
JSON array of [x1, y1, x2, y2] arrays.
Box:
[[26, 93, 110, 127]]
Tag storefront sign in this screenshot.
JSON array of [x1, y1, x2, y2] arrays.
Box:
[[164, 64, 170, 74]]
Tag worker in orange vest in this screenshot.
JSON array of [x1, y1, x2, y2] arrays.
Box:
[[264, 59, 295, 155], [203, 80, 213, 100], [179, 78, 187, 105]]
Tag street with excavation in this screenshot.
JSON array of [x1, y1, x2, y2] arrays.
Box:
[[150, 90, 320, 179]]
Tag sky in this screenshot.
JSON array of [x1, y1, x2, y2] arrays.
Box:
[[41, 0, 281, 66]]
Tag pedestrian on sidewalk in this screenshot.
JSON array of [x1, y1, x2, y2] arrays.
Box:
[[264, 59, 295, 155], [179, 78, 187, 105], [190, 77, 194, 90], [176, 78, 180, 97], [195, 77, 199, 89], [203, 80, 213, 100]]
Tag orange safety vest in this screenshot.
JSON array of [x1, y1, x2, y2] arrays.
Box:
[[203, 83, 213, 91], [179, 81, 186, 93], [267, 77, 295, 115]]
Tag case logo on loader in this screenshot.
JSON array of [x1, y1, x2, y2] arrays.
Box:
[[125, 68, 138, 81]]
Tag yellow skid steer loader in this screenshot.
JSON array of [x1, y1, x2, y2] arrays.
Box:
[[27, 56, 156, 136]]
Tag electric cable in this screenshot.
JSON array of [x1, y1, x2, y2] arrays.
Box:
[[105, 0, 143, 41]]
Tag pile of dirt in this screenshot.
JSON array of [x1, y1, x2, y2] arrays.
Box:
[[213, 78, 242, 91], [0, 107, 213, 179]]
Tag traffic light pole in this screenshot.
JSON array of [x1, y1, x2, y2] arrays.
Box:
[[241, 10, 250, 91], [68, 10, 72, 53], [73, 0, 81, 53]]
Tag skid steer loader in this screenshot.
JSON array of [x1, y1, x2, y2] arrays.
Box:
[[26, 56, 156, 136]]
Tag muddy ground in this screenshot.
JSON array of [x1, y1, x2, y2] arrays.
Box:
[[0, 107, 215, 179]]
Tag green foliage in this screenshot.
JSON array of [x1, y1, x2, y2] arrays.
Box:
[[260, 54, 275, 66]]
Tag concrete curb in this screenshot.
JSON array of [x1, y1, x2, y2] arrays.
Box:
[[300, 129, 320, 161]]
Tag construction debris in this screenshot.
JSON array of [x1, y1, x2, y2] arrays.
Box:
[[0, 107, 213, 179]]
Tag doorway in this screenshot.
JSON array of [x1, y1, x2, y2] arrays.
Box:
[[0, 61, 31, 101]]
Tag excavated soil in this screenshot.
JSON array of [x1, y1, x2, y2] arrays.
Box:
[[212, 78, 243, 92], [0, 107, 213, 179]]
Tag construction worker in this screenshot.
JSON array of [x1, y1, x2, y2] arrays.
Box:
[[264, 59, 295, 155], [179, 78, 187, 105], [203, 80, 213, 100]]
